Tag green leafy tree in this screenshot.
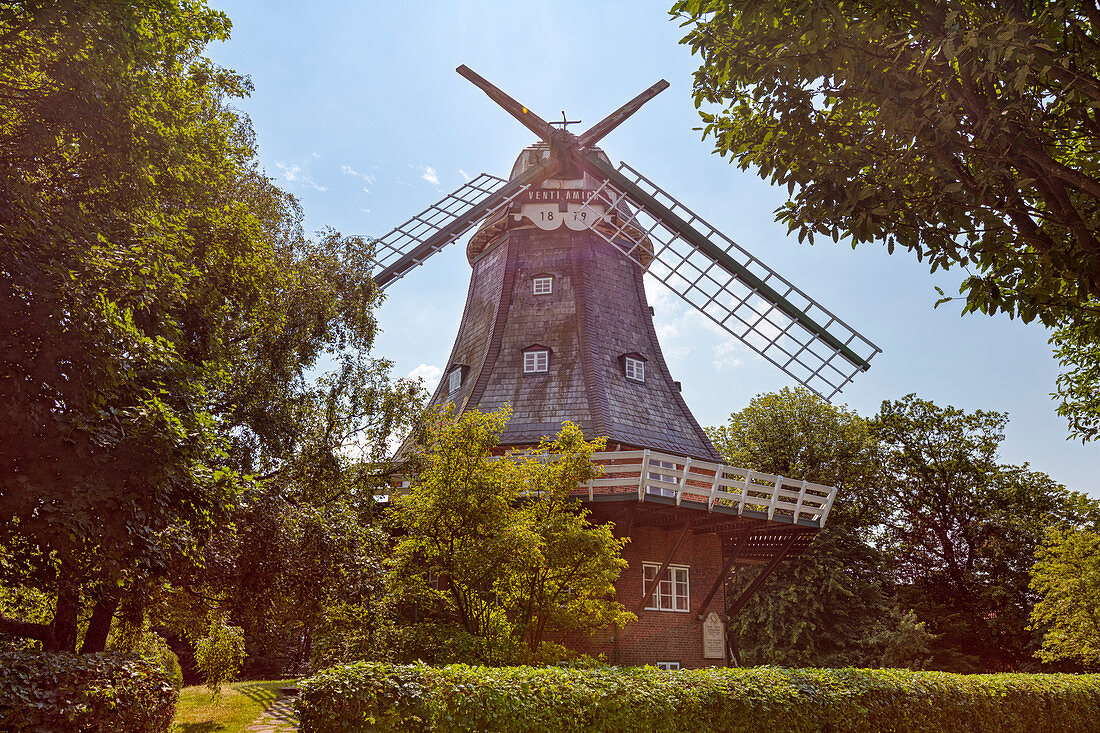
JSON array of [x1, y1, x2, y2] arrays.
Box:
[[708, 387, 932, 667], [147, 359, 421, 677], [390, 408, 632, 664], [875, 395, 1097, 670], [0, 0, 416, 655], [1029, 526, 1100, 668], [673, 0, 1100, 438]]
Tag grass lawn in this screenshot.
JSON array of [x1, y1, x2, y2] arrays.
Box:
[[171, 679, 297, 733]]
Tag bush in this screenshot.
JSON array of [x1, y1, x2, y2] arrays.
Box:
[[193, 617, 246, 695], [108, 629, 184, 689], [296, 663, 1100, 733], [0, 649, 178, 732]]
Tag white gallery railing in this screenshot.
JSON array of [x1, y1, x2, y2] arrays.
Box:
[[383, 448, 837, 527], [586, 448, 836, 526]]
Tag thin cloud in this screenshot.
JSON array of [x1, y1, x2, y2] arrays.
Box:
[[342, 164, 375, 185], [459, 169, 473, 182], [421, 166, 440, 186], [712, 340, 746, 371], [274, 159, 328, 192]]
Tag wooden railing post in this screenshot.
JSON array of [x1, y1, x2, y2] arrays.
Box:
[[675, 458, 692, 506], [637, 449, 651, 501]]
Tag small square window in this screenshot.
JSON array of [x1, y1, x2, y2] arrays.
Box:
[[655, 661, 680, 671], [624, 356, 645, 383], [533, 276, 553, 295], [448, 368, 462, 394], [523, 350, 549, 373]]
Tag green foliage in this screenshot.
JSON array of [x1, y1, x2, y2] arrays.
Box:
[[707, 389, 1099, 672], [389, 408, 632, 664], [876, 395, 1096, 670], [707, 388, 932, 668], [1051, 321, 1100, 441], [297, 662, 1100, 733], [0, 0, 421, 657], [0, 649, 177, 733], [311, 601, 384, 670], [108, 629, 184, 689], [673, 0, 1100, 439], [193, 617, 246, 697], [1030, 526, 1100, 667]]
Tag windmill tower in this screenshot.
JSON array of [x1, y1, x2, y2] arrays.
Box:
[[374, 67, 880, 667]]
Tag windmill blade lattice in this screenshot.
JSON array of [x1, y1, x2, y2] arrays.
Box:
[[370, 173, 526, 290], [580, 159, 881, 401]]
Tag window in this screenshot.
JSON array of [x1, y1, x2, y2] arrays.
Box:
[[523, 350, 549, 373], [655, 661, 680, 671], [624, 356, 645, 382], [447, 367, 462, 395], [533, 276, 553, 295], [646, 459, 678, 498], [643, 563, 690, 612]]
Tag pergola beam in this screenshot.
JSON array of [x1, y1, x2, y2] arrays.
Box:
[[697, 534, 750, 615], [726, 534, 799, 618]]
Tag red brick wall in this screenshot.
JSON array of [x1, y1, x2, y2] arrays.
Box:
[[562, 524, 726, 668]]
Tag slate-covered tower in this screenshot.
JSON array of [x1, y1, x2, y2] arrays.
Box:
[[424, 144, 721, 464]]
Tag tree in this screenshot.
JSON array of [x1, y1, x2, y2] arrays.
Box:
[[0, 0, 416, 654], [673, 0, 1100, 437], [389, 408, 632, 664], [1030, 526, 1100, 668], [708, 387, 933, 668], [875, 394, 1097, 670], [133, 354, 422, 678]]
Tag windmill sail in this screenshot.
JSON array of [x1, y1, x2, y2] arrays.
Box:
[[580, 156, 881, 401], [371, 170, 542, 290]]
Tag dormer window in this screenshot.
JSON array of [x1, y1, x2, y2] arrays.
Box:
[[447, 366, 463, 395], [522, 344, 550, 374], [533, 275, 553, 295], [622, 353, 646, 383]]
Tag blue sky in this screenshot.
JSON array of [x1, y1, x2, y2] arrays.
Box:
[[207, 0, 1099, 496]]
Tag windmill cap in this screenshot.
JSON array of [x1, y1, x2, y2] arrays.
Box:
[[468, 145, 620, 262]]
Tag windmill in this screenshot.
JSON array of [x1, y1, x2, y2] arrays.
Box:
[[375, 67, 881, 667]]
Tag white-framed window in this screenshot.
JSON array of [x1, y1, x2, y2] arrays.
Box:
[[533, 276, 553, 295], [447, 367, 462, 395], [523, 350, 549, 373], [643, 563, 690, 612], [655, 661, 680, 671], [624, 355, 645, 382], [646, 459, 678, 498]]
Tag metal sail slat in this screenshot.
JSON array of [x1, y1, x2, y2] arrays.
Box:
[[580, 157, 881, 402], [370, 162, 553, 290], [367, 173, 511, 289]]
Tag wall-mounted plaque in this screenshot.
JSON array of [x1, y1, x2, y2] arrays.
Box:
[[702, 612, 725, 659]]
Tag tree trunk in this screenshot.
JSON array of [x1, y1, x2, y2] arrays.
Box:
[[79, 593, 120, 653], [48, 576, 81, 652], [0, 614, 51, 645]]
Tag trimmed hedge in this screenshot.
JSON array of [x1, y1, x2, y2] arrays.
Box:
[[296, 662, 1100, 732], [0, 649, 178, 732]]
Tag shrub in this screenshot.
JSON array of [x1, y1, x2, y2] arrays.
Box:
[[193, 617, 246, 696], [311, 602, 381, 670], [296, 663, 1100, 733], [0, 649, 177, 732], [108, 629, 184, 689]]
